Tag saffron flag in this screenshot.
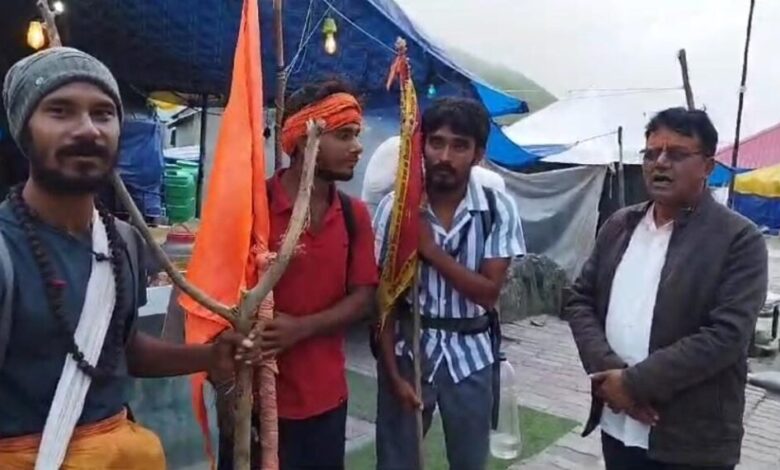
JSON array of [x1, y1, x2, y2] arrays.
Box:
[[377, 40, 425, 326], [178, 0, 268, 462]]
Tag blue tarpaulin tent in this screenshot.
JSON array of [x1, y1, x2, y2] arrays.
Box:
[[732, 165, 780, 230], [58, 0, 534, 192], [65, 0, 527, 118]]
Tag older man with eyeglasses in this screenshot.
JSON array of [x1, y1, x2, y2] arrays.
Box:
[[567, 107, 767, 470]]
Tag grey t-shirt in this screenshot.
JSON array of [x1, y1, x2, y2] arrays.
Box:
[[0, 202, 146, 437]]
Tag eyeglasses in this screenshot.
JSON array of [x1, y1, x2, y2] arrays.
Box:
[[640, 148, 705, 163]]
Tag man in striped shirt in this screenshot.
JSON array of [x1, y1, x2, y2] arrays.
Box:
[[373, 97, 526, 470]]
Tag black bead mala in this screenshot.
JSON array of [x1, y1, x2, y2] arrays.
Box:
[[8, 184, 129, 380]]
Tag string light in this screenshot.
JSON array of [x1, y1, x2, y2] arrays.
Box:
[[53, 1, 65, 14], [322, 17, 337, 55], [427, 83, 438, 98], [27, 21, 46, 50]]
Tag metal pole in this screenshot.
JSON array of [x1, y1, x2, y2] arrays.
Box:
[[727, 0, 757, 208], [273, 0, 287, 171], [677, 49, 695, 110], [197, 94, 208, 216], [617, 126, 626, 208], [412, 269, 425, 470]]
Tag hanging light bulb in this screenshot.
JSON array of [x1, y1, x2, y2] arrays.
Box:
[[322, 17, 338, 55], [427, 83, 438, 98], [52, 1, 65, 14], [27, 21, 46, 50]]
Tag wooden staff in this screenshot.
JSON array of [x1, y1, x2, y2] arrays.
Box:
[[36, 0, 61, 47], [411, 268, 424, 470]]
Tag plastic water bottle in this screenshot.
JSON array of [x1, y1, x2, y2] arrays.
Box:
[[490, 358, 522, 460]]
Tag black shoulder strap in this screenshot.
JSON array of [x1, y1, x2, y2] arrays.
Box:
[[267, 186, 356, 275], [337, 190, 356, 274], [0, 230, 13, 370], [115, 221, 141, 314], [481, 187, 498, 240]]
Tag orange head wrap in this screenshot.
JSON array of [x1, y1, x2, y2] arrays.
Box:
[[281, 92, 362, 156]]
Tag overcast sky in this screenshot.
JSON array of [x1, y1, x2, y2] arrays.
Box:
[[395, 0, 780, 147]]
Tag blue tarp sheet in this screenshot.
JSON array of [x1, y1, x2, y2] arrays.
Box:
[[709, 161, 749, 187], [117, 120, 165, 218], [733, 194, 780, 230], [67, 0, 526, 118], [486, 122, 550, 169]]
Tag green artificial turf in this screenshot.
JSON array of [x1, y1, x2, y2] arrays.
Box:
[[345, 370, 578, 469]]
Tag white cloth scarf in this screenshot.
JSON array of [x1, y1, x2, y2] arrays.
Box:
[[35, 210, 117, 470]]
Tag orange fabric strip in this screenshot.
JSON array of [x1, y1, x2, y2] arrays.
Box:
[[0, 410, 166, 470], [0, 410, 126, 452], [280, 92, 362, 155]]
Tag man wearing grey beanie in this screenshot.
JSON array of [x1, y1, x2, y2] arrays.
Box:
[[0, 47, 263, 469]]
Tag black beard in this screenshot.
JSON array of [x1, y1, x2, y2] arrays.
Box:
[[23, 140, 115, 195], [425, 169, 463, 192], [29, 160, 111, 195], [316, 167, 353, 182]]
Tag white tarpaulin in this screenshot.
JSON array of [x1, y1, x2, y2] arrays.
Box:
[[504, 89, 685, 165], [485, 161, 607, 278]]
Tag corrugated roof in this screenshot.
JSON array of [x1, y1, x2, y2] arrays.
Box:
[[715, 122, 780, 170]]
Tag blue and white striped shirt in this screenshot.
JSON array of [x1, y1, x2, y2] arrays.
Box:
[[373, 175, 526, 383]]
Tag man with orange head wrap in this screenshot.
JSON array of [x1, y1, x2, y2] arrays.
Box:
[[215, 80, 379, 470]]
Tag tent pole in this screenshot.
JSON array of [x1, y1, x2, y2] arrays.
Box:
[[727, 0, 757, 208], [617, 126, 625, 209], [677, 49, 695, 110], [197, 94, 208, 216], [273, 0, 287, 171]]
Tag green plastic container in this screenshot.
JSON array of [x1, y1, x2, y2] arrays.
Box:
[[166, 199, 196, 223], [177, 161, 200, 182], [164, 170, 195, 201]]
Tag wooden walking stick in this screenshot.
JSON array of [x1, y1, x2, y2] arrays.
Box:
[[411, 269, 424, 470]]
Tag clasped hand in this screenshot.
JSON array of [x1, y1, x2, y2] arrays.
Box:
[[590, 369, 659, 426]]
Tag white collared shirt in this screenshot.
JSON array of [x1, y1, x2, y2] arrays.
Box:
[[601, 206, 673, 449]]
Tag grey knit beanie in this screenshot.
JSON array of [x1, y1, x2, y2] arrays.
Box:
[[2, 47, 123, 145]]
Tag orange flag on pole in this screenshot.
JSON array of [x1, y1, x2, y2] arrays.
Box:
[[178, 0, 268, 461], [377, 40, 425, 327]]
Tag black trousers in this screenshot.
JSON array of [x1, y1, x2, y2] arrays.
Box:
[[218, 401, 348, 470], [602, 432, 735, 470]]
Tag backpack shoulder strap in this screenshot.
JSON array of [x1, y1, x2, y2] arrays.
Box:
[[481, 187, 498, 240], [267, 186, 357, 278], [115, 220, 141, 312], [0, 230, 14, 370], [337, 190, 356, 274], [337, 190, 356, 242]]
